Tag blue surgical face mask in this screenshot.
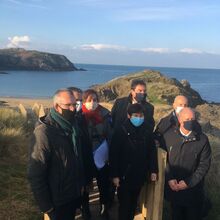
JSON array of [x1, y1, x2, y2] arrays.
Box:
[[130, 116, 144, 127]]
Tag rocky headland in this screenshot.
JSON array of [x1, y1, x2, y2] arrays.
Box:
[[92, 70, 220, 140], [0, 48, 77, 71], [92, 69, 204, 107]]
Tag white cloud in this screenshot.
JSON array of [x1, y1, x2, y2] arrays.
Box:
[[78, 44, 126, 51], [77, 44, 170, 54], [138, 47, 170, 53], [7, 35, 30, 48], [179, 48, 203, 54]]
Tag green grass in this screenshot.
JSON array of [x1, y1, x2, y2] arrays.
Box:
[[0, 162, 41, 220], [148, 94, 167, 105]]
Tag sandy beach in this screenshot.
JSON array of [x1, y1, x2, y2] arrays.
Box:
[[0, 97, 52, 108]]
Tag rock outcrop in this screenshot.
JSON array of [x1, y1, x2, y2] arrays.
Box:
[[0, 48, 77, 71], [92, 69, 205, 107]]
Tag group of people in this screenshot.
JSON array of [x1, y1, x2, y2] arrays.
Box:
[[28, 79, 211, 220]]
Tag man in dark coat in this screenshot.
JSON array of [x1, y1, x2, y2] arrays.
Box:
[[28, 89, 84, 220], [162, 107, 211, 220], [68, 86, 95, 220], [111, 79, 155, 133], [154, 95, 188, 145], [154, 95, 201, 147], [109, 103, 158, 220]]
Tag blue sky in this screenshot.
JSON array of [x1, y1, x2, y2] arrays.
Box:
[[0, 0, 220, 68]]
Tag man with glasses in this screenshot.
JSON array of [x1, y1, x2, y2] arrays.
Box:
[[28, 89, 84, 220]]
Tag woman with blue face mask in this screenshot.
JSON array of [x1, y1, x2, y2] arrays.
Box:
[[109, 103, 158, 220]]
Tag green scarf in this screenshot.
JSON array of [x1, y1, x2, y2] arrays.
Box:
[[50, 108, 78, 157]]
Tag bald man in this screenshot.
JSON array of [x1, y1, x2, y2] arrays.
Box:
[[162, 107, 211, 220], [154, 95, 188, 140], [28, 89, 84, 220]]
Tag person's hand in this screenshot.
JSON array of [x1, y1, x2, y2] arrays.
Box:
[[113, 177, 120, 188], [154, 140, 160, 147], [168, 179, 178, 191], [177, 180, 188, 191], [151, 173, 157, 182], [46, 208, 57, 220]]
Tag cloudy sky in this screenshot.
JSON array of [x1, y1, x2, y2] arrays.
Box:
[[0, 0, 220, 68]]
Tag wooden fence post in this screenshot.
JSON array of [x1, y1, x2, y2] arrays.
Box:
[[140, 148, 167, 220], [18, 103, 27, 119], [32, 103, 40, 117], [38, 104, 46, 118]]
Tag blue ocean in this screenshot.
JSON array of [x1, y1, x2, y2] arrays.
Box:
[[0, 64, 220, 103]]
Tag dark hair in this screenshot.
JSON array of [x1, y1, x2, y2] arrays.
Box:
[[67, 87, 82, 94], [131, 79, 146, 90], [127, 103, 144, 116], [82, 89, 99, 102]]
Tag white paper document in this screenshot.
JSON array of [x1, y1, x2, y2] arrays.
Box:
[[93, 139, 109, 169]]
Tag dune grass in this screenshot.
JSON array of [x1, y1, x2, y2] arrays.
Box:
[[0, 108, 28, 159], [0, 108, 41, 219]]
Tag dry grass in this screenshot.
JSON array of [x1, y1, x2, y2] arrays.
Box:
[[0, 107, 40, 220], [0, 108, 28, 160]]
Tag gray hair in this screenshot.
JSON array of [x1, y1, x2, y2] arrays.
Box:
[[53, 88, 72, 105], [178, 107, 195, 118]]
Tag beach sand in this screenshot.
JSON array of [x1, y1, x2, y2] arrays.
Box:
[[0, 97, 114, 112], [0, 97, 52, 108]]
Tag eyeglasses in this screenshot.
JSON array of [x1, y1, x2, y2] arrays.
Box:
[[58, 103, 77, 108]]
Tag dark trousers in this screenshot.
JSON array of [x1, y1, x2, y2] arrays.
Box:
[[96, 164, 112, 205], [48, 199, 79, 220], [171, 202, 203, 220], [117, 185, 141, 220]]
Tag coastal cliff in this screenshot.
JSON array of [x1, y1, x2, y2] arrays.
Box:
[[0, 48, 77, 71]]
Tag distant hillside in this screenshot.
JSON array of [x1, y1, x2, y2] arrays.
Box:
[[92, 69, 205, 107], [0, 48, 77, 71]]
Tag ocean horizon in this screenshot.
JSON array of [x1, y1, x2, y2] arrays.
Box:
[[1, 63, 220, 103]]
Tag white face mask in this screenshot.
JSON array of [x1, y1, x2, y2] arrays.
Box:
[[175, 106, 184, 114], [76, 101, 82, 112], [85, 102, 98, 111]]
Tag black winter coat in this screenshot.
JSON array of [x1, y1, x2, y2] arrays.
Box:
[[109, 119, 158, 189], [111, 95, 155, 133], [28, 114, 84, 213], [75, 111, 95, 184], [163, 126, 211, 205], [154, 111, 202, 149]]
